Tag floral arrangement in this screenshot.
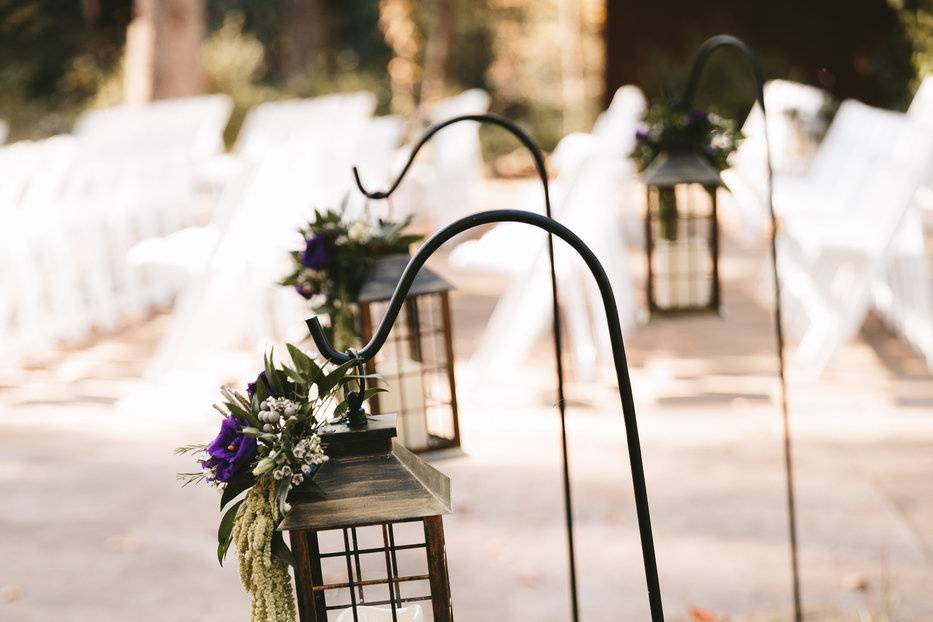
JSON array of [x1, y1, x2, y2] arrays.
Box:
[[177, 344, 381, 622], [630, 102, 743, 173], [280, 207, 423, 351], [630, 102, 743, 241]]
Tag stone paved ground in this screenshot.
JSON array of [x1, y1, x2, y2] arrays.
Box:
[[1, 184, 932, 621]]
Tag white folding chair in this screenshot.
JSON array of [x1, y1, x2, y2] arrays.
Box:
[[777, 105, 933, 371], [0, 136, 83, 367], [144, 92, 378, 380], [392, 89, 491, 228], [723, 80, 833, 245], [459, 86, 645, 380], [869, 76, 933, 365]]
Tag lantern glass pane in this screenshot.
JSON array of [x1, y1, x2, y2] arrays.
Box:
[[647, 183, 717, 312], [363, 292, 458, 452], [300, 520, 437, 621]]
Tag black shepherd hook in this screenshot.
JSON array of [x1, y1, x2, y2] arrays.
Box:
[[352, 113, 581, 621], [308, 209, 665, 622], [678, 35, 802, 622], [352, 113, 550, 203]]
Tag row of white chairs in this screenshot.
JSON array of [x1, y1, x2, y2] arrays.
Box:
[[729, 78, 933, 371], [0, 95, 233, 368], [140, 89, 495, 388], [453, 86, 646, 382]]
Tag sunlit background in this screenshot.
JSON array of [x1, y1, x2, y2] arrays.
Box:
[[1, 1, 932, 621]]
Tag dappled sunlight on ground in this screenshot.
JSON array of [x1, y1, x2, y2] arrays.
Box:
[[1, 182, 932, 621]]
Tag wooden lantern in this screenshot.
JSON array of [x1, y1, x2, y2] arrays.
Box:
[[642, 149, 724, 315], [282, 415, 453, 621], [355, 254, 460, 453]]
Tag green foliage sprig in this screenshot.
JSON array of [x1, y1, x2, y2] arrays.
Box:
[[280, 206, 423, 351]]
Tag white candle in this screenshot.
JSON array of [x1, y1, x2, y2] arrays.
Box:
[[336, 604, 423, 622], [653, 239, 711, 308], [376, 357, 429, 450]]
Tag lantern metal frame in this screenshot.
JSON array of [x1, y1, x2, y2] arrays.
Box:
[[355, 254, 461, 453], [307, 209, 666, 622], [642, 151, 724, 315], [283, 415, 455, 622]]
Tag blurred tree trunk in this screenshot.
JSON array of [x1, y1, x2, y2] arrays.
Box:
[[558, 0, 586, 133], [124, 0, 205, 103], [420, 0, 454, 104], [81, 0, 101, 24], [379, 0, 421, 115], [281, 0, 331, 81]]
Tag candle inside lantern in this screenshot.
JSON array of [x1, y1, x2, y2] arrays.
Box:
[[336, 604, 423, 622], [375, 357, 429, 449], [652, 238, 711, 308]]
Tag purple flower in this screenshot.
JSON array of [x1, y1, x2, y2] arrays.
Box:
[[202, 416, 257, 483], [687, 110, 709, 125], [635, 128, 649, 142], [294, 284, 314, 300], [246, 371, 268, 399], [301, 234, 331, 270]]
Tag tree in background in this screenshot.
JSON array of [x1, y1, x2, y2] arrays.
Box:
[[124, 0, 206, 102], [378, 0, 420, 115], [605, 0, 916, 118], [0, 0, 925, 149], [486, 0, 604, 150], [0, 0, 131, 138], [892, 0, 933, 87]]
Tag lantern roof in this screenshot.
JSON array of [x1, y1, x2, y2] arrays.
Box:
[[642, 149, 723, 188], [356, 253, 453, 303], [280, 415, 451, 531]]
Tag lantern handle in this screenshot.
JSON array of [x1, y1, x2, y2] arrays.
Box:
[[307, 209, 665, 622]]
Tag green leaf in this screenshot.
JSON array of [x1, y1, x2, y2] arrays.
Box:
[[271, 531, 296, 567], [263, 351, 283, 397], [287, 343, 322, 383], [333, 400, 348, 418], [252, 457, 275, 476], [283, 366, 306, 384], [334, 387, 386, 418], [318, 359, 357, 395], [226, 400, 260, 429], [220, 471, 255, 511], [360, 387, 387, 401], [217, 499, 244, 566], [276, 478, 291, 519]]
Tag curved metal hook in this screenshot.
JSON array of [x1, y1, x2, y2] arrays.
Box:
[[352, 113, 551, 212], [353, 113, 580, 619], [352, 113, 550, 205], [676, 35, 802, 622], [677, 34, 766, 113], [307, 209, 665, 622]]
